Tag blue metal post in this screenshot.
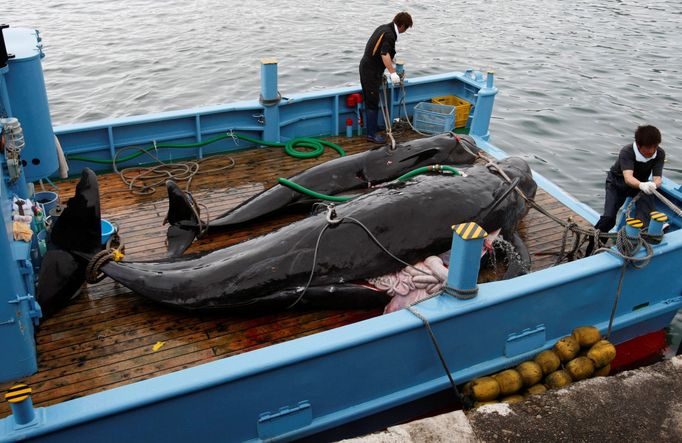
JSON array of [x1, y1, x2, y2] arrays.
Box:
[[444, 222, 487, 299], [469, 71, 497, 141], [260, 58, 281, 143], [647, 211, 668, 236], [3, 27, 58, 182], [5, 384, 36, 425], [0, 156, 39, 381], [0, 69, 13, 116], [625, 217, 643, 239]]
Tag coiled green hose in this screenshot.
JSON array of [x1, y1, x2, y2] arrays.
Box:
[[66, 132, 346, 164]]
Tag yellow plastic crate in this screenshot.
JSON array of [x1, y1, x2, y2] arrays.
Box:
[[432, 96, 471, 128]]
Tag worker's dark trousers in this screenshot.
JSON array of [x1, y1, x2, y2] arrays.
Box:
[[359, 64, 383, 137], [594, 171, 656, 233]]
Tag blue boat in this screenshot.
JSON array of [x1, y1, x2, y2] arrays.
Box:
[[1, 25, 681, 442]]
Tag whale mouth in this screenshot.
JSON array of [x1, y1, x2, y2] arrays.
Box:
[[397, 147, 441, 165]]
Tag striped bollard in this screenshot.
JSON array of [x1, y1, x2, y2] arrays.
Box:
[[445, 222, 487, 300], [648, 211, 668, 237], [5, 384, 36, 425], [625, 217, 643, 239]]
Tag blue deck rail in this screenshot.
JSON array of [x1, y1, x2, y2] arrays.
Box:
[[54, 61, 491, 176]]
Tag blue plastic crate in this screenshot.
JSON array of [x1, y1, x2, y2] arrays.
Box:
[[412, 102, 456, 134]]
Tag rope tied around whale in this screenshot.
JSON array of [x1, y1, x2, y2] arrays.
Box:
[[482, 156, 669, 340], [287, 203, 468, 405], [481, 158, 679, 262], [85, 248, 125, 283]]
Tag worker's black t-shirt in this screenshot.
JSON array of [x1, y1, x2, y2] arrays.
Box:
[[609, 144, 665, 183], [360, 23, 397, 75]]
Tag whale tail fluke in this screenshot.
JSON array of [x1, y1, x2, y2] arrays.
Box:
[[38, 168, 103, 317], [165, 180, 202, 256]]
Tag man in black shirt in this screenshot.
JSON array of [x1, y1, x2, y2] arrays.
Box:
[[359, 12, 413, 144], [592, 125, 665, 240]]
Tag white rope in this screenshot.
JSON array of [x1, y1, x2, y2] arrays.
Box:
[[380, 80, 396, 150], [110, 145, 236, 195], [653, 188, 682, 218]]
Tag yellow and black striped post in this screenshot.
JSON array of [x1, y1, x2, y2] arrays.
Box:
[[5, 383, 35, 425], [625, 217, 643, 239], [445, 222, 487, 299], [647, 211, 668, 236]]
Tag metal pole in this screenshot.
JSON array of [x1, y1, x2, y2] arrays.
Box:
[[260, 58, 281, 143]]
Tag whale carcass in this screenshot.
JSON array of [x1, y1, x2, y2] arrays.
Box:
[[103, 156, 537, 311], [165, 133, 483, 255]]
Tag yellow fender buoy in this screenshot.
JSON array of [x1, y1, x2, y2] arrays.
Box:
[[534, 349, 561, 375], [516, 361, 543, 387], [565, 356, 595, 381], [467, 376, 501, 402], [554, 335, 580, 362], [493, 369, 524, 396], [587, 340, 617, 368], [572, 326, 601, 347], [545, 369, 573, 389], [594, 364, 611, 377]]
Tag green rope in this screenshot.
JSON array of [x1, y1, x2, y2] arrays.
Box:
[[65, 133, 346, 164]]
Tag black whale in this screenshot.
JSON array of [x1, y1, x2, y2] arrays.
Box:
[[103, 156, 537, 312], [165, 133, 482, 255]]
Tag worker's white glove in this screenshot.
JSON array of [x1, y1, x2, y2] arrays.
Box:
[[386, 72, 401, 85], [638, 181, 657, 195]]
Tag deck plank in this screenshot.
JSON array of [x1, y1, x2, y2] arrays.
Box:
[[0, 133, 592, 418]]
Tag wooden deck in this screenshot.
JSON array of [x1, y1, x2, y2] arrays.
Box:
[[0, 133, 590, 418]]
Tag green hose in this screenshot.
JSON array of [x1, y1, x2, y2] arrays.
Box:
[[66, 132, 346, 164], [278, 164, 463, 203], [277, 177, 356, 202], [397, 165, 461, 182]]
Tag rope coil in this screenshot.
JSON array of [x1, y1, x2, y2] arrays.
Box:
[[86, 248, 125, 283]]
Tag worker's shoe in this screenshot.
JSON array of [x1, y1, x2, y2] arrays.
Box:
[[367, 133, 386, 144], [365, 109, 385, 144]]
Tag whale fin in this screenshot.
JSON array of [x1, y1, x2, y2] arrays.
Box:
[[50, 168, 102, 254], [38, 168, 102, 318], [165, 180, 201, 256]]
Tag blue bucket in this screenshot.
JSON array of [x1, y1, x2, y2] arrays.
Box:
[[101, 219, 115, 245], [34, 191, 59, 215]]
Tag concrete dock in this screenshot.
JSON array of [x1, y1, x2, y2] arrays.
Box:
[[344, 355, 682, 442]]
